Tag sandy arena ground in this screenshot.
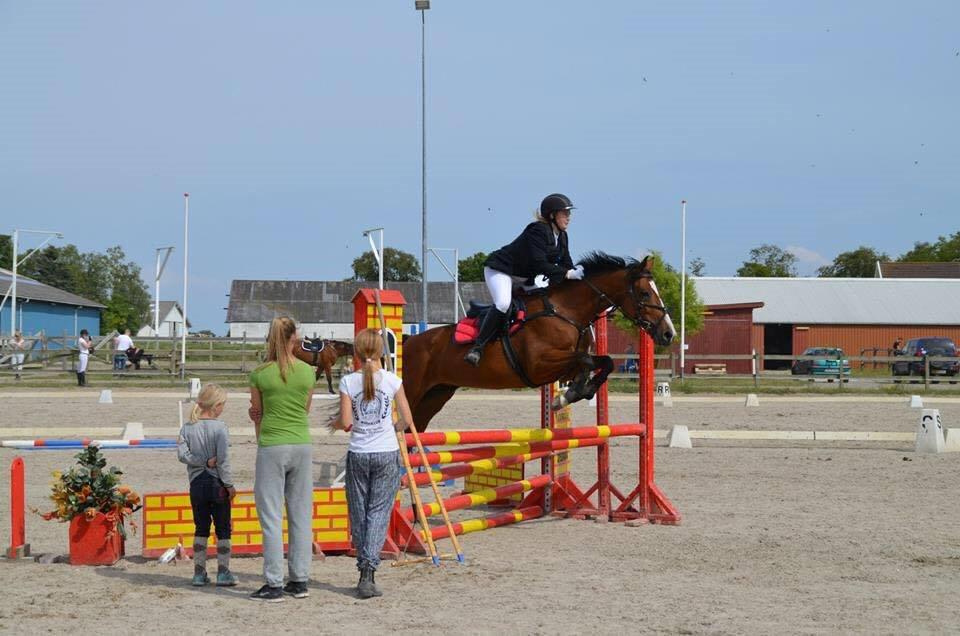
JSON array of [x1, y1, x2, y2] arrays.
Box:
[[1, 388, 959, 635]]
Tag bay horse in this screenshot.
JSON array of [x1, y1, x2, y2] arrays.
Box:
[[402, 253, 675, 432], [293, 338, 354, 394]]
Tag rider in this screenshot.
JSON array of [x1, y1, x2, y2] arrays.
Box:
[[464, 193, 584, 367]]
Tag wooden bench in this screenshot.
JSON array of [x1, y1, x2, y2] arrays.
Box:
[[694, 363, 727, 375]]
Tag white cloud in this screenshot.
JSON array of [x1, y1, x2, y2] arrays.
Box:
[[786, 245, 831, 267]]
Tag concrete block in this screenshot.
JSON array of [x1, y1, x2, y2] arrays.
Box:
[[909, 395, 923, 408], [98, 389, 112, 404], [915, 409, 944, 453], [121, 422, 144, 441], [188, 378, 201, 400], [745, 393, 760, 407], [668, 424, 692, 449], [945, 428, 960, 452]]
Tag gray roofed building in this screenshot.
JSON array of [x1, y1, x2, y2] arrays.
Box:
[[226, 279, 494, 339], [1, 268, 105, 308], [693, 277, 960, 325]]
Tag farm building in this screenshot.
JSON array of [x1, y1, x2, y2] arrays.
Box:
[[688, 277, 960, 373], [138, 300, 190, 338], [0, 268, 103, 340]]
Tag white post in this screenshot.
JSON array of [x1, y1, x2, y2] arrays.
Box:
[[680, 199, 687, 380], [10, 229, 17, 337], [363, 227, 385, 291], [429, 247, 464, 322], [180, 194, 189, 378]]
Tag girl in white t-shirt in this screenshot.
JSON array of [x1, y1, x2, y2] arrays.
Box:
[[331, 327, 414, 600]]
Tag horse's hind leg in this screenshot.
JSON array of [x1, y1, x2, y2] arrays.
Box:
[[325, 367, 335, 394]]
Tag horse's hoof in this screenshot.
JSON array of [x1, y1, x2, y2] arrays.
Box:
[[550, 394, 570, 411]]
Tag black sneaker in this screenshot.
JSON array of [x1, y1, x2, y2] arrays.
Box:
[[282, 581, 309, 599], [249, 585, 284, 602]]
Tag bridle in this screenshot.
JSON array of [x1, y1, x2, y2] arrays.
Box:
[[582, 269, 669, 333]]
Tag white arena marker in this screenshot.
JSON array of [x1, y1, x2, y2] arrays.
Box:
[[945, 429, 960, 453], [98, 389, 113, 404], [915, 408, 944, 454], [189, 378, 201, 400], [656, 382, 671, 398], [122, 422, 144, 441], [668, 425, 692, 449], [745, 393, 760, 407], [909, 395, 923, 408]]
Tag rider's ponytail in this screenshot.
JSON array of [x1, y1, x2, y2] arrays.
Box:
[[265, 316, 298, 382], [354, 328, 384, 402]]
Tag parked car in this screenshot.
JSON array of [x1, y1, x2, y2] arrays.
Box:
[[791, 347, 851, 377], [891, 337, 959, 377]]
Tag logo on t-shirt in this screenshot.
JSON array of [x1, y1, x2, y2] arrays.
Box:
[[351, 389, 392, 431]]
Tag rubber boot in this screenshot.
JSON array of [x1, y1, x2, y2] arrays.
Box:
[[464, 308, 506, 367], [357, 567, 376, 599]]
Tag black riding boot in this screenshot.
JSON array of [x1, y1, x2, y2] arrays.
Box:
[[80, 372, 87, 386], [464, 307, 506, 367], [76, 371, 83, 386]]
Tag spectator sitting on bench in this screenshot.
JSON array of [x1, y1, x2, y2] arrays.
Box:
[[114, 329, 153, 370], [620, 343, 638, 373]]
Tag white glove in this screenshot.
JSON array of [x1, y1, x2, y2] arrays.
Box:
[[565, 265, 584, 281], [533, 274, 550, 288]]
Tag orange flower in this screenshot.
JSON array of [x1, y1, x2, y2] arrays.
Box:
[[84, 507, 97, 520], [118, 486, 131, 495]]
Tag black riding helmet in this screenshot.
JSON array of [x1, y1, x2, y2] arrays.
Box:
[[539, 193, 575, 220]]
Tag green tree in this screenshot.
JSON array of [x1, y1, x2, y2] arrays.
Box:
[[0, 235, 11, 270], [897, 231, 960, 262], [349, 248, 422, 282], [689, 256, 706, 276], [458, 252, 488, 282], [612, 251, 705, 342], [817, 246, 889, 277], [99, 246, 151, 334], [736, 244, 797, 277]]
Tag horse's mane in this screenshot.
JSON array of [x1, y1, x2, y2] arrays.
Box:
[[577, 251, 640, 276]]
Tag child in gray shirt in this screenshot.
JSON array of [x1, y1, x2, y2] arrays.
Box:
[[177, 384, 236, 587]]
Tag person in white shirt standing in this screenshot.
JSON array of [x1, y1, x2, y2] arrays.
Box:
[[331, 327, 414, 599], [114, 329, 134, 370], [76, 329, 93, 386], [11, 331, 26, 380]]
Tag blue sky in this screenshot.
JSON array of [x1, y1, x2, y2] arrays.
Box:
[[2, 1, 957, 332]]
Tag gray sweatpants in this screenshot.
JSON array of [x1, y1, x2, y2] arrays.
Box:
[[254, 444, 313, 588], [346, 450, 401, 571]]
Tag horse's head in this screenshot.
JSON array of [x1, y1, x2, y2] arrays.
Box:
[[625, 256, 675, 346], [579, 252, 675, 346]]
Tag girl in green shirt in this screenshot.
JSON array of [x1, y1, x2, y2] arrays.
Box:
[[248, 316, 315, 602]]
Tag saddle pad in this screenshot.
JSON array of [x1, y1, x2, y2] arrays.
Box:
[[453, 311, 526, 345]]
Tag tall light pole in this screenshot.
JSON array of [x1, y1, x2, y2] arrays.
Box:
[[680, 200, 687, 380], [415, 0, 430, 332], [362, 227, 385, 290], [154, 246, 174, 335], [429, 247, 464, 322], [6, 229, 63, 336], [180, 194, 189, 378]]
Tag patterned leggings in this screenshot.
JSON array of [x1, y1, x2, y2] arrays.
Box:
[[345, 450, 400, 571]]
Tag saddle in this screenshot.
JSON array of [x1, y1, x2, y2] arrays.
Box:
[[300, 337, 326, 354], [453, 298, 526, 344]]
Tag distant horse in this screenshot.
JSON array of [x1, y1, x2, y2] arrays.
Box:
[[293, 338, 354, 394], [402, 253, 675, 432]]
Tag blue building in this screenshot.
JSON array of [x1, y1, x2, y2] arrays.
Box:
[[0, 268, 103, 342]]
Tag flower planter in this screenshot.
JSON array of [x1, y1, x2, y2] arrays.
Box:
[[69, 513, 125, 566]]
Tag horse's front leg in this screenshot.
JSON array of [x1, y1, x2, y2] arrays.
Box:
[[551, 353, 614, 410]]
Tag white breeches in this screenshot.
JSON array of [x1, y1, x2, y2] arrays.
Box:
[[484, 267, 527, 313], [78, 352, 89, 373]]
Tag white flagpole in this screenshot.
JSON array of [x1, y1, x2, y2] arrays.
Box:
[[180, 193, 189, 378]]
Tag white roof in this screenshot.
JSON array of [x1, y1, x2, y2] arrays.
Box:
[[693, 277, 960, 325]]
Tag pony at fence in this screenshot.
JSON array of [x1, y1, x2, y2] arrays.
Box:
[[402, 253, 675, 431], [293, 338, 354, 394]]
